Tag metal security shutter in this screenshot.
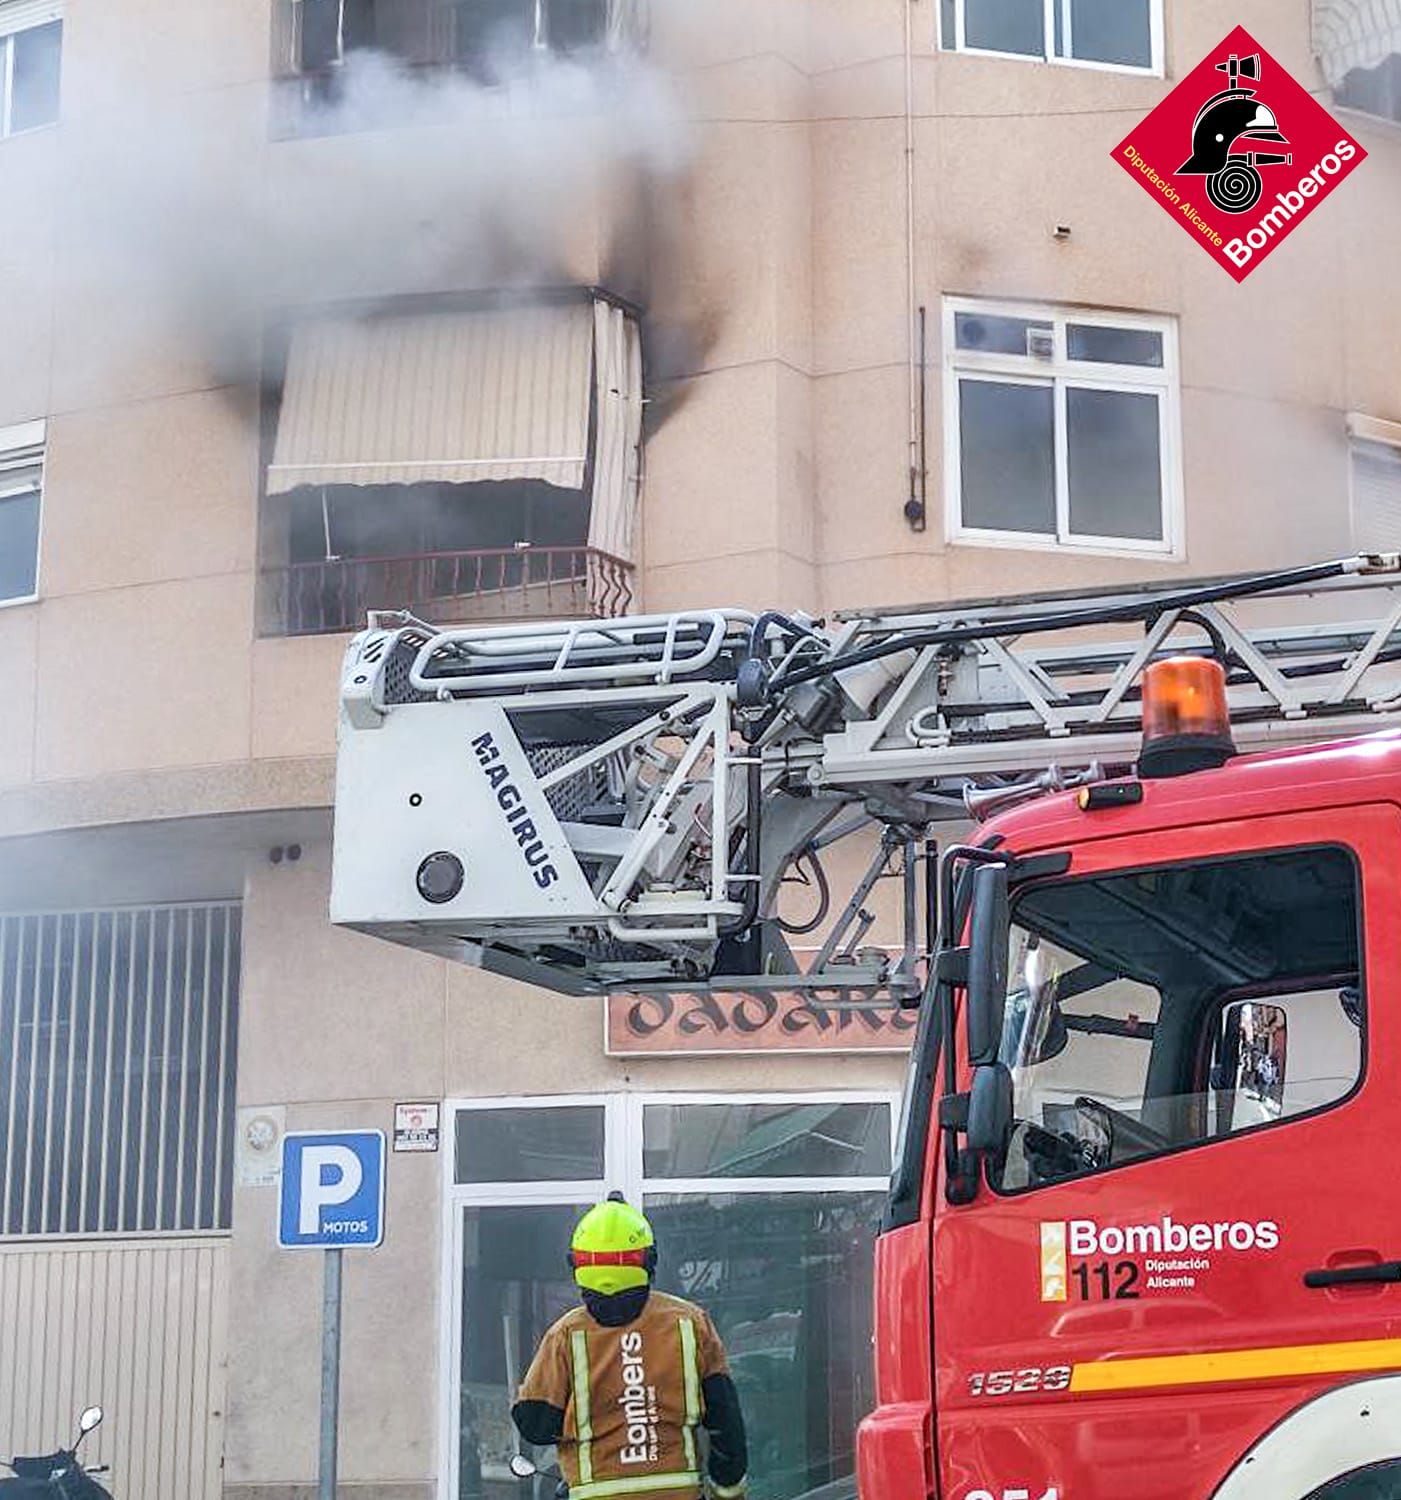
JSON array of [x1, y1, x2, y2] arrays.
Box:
[[1314, 0, 1401, 86], [1352, 438, 1401, 552], [267, 302, 595, 493], [0, 903, 241, 1238], [0, 1237, 228, 1500]]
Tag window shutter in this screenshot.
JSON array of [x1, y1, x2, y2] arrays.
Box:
[[1352, 438, 1401, 551], [0, 0, 62, 40], [588, 299, 643, 564], [0, 419, 44, 500], [268, 303, 595, 493]]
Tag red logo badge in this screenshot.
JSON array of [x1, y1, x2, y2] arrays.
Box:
[[1112, 25, 1365, 281]]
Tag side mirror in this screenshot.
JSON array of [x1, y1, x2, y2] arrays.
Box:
[[966, 863, 1010, 1066], [509, 1456, 538, 1480], [966, 1062, 1013, 1160], [76, 1406, 103, 1446]]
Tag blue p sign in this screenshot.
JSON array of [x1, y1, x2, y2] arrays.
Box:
[[279, 1131, 385, 1250]]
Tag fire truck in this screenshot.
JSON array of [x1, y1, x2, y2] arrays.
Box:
[[331, 554, 1401, 1500]]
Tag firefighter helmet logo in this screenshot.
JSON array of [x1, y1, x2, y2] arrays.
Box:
[[1112, 26, 1365, 282], [1177, 52, 1292, 215]]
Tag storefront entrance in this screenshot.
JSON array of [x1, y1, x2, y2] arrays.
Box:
[[442, 1093, 896, 1500]]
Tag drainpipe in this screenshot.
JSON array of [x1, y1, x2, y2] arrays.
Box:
[[902, 0, 926, 531]]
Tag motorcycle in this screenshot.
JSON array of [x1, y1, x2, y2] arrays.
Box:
[[0, 1407, 112, 1499]]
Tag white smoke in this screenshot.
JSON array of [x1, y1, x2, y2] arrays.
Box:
[[60, 39, 696, 388]]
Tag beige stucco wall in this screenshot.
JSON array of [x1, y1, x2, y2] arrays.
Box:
[[0, 0, 1396, 828], [0, 0, 1399, 1494]]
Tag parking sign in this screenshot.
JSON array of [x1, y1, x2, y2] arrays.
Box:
[[278, 1130, 385, 1250]]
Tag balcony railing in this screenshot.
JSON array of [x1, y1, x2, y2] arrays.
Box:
[[262, 546, 634, 637]]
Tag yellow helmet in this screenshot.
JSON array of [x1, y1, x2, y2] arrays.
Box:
[[569, 1194, 656, 1295]]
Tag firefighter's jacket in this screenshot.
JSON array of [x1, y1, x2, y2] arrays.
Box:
[[513, 1291, 749, 1500]]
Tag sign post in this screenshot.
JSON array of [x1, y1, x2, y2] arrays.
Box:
[[279, 1130, 386, 1500], [320, 1247, 343, 1500]]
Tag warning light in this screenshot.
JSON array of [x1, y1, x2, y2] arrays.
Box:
[[1139, 657, 1237, 779]]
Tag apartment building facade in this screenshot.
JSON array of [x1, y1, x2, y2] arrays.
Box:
[[0, 0, 1399, 1497]]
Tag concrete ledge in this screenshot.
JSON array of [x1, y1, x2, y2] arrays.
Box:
[[0, 756, 335, 840]]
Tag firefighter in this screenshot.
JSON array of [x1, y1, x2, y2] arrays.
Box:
[[512, 1194, 749, 1500]]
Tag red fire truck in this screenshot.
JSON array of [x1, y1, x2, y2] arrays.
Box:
[[860, 658, 1401, 1500], [331, 555, 1401, 1500]]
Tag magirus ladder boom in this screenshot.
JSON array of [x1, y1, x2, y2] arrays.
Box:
[[330, 554, 1401, 1005]]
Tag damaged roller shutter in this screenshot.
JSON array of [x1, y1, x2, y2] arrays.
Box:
[[588, 299, 644, 566]]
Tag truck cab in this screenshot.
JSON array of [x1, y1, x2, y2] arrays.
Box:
[[860, 722, 1401, 1500]]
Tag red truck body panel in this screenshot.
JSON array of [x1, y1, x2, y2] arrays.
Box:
[[858, 733, 1401, 1500]]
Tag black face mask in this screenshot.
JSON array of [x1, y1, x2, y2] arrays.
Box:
[[582, 1285, 651, 1327]]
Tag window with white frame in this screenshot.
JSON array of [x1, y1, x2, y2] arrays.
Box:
[[0, 0, 62, 139], [1349, 419, 1401, 553], [944, 299, 1181, 555], [938, 0, 1161, 72], [0, 418, 43, 602], [446, 1093, 895, 1500]]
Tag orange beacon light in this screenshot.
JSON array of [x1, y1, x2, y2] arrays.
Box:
[[1138, 656, 1237, 779]]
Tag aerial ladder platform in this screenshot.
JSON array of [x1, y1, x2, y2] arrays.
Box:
[[330, 554, 1401, 1006]]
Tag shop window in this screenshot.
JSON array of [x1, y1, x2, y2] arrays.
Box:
[[945, 298, 1181, 557], [456, 1105, 606, 1183], [642, 1101, 892, 1180], [1349, 423, 1401, 552], [0, 418, 43, 604], [0, 904, 241, 1237], [448, 1093, 895, 1500], [989, 848, 1363, 1194], [260, 297, 642, 634], [939, 0, 1160, 72], [0, 1, 62, 138]]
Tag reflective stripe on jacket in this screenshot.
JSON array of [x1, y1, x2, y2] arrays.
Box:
[[517, 1292, 730, 1500]]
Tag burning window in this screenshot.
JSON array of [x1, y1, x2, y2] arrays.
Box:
[[259, 296, 643, 635], [281, 0, 636, 92], [0, 0, 63, 138]]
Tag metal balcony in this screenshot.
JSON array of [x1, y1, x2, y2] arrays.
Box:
[[261, 545, 633, 636]]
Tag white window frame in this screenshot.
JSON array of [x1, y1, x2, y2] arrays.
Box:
[[0, 0, 62, 140], [943, 297, 1183, 560], [941, 0, 1164, 77], [438, 1089, 899, 1500], [0, 417, 44, 606]]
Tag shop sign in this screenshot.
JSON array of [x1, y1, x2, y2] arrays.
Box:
[[393, 1101, 441, 1153], [606, 990, 918, 1056]]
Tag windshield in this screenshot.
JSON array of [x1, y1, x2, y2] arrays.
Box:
[[991, 846, 1363, 1192]]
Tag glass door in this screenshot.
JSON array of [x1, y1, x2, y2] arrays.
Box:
[[445, 1091, 898, 1500]]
